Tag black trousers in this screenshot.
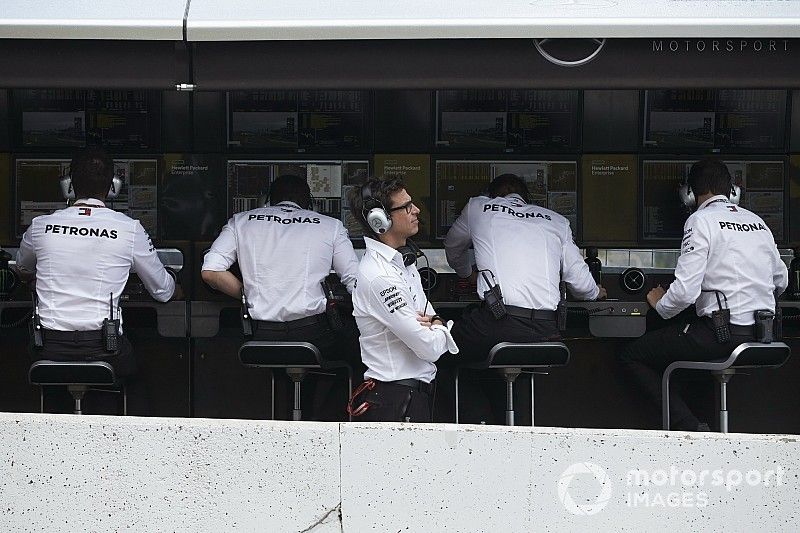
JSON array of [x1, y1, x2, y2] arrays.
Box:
[[619, 316, 754, 430], [31, 334, 137, 414], [34, 334, 137, 377], [357, 381, 433, 423], [445, 304, 561, 424], [252, 314, 361, 421]]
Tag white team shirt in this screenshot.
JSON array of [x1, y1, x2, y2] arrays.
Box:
[[445, 193, 599, 310], [352, 238, 458, 384], [656, 195, 788, 325], [16, 198, 175, 332], [202, 201, 358, 322]]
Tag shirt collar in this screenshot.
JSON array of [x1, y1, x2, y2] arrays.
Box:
[[274, 201, 301, 209], [75, 198, 106, 207], [365, 237, 403, 265], [698, 195, 729, 210]]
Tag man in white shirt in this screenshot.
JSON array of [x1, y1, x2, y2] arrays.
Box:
[[444, 173, 605, 423], [620, 159, 788, 431], [16, 147, 175, 381], [202, 174, 360, 420], [348, 177, 458, 422]]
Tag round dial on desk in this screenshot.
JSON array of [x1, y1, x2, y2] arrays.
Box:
[[620, 267, 647, 295]]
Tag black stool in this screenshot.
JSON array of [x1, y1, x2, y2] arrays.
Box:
[[238, 341, 353, 421], [455, 342, 571, 426], [28, 360, 126, 415], [662, 341, 791, 432]]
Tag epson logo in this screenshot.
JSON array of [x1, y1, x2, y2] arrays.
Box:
[[652, 40, 790, 54]]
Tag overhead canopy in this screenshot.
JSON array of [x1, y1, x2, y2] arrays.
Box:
[[0, 0, 186, 40], [0, 0, 188, 88], [1, 0, 800, 88], [185, 0, 800, 41]]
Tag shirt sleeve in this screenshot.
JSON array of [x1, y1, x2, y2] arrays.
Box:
[[772, 244, 789, 296], [202, 218, 238, 272], [444, 201, 473, 278], [560, 221, 599, 301], [132, 221, 175, 303], [15, 222, 37, 274], [367, 275, 458, 362], [656, 216, 709, 319], [331, 221, 359, 293]]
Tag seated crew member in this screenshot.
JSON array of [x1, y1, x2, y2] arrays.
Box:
[[619, 159, 788, 431], [15, 147, 175, 409], [201, 174, 360, 421], [444, 173, 606, 423], [348, 177, 458, 422]]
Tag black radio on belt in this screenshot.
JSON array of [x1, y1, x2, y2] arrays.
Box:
[[30, 293, 43, 349], [707, 290, 731, 344], [102, 292, 120, 353], [556, 281, 568, 331], [754, 309, 775, 344], [241, 289, 253, 336], [321, 279, 344, 331], [481, 271, 507, 320]]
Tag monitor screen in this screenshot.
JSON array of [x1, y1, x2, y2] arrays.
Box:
[[644, 90, 787, 152], [226, 159, 369, 238], [436, 90, 579, 152], [434, 159, 578, 239], [641, 159, 785, 243]]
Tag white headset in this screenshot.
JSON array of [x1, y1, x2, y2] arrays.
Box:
[[678, 162, 740, 209], [59, 172, 122, 201], [361, 182, 392, 234]]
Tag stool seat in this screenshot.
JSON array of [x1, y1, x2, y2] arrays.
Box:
[[28, 360, 125, 415], [455, 342, 571, 425], [662, 341, 791, 432], [238, 341, 353, 421]]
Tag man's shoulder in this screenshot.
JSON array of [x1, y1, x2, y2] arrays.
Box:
[[357, 252, 400, 286]]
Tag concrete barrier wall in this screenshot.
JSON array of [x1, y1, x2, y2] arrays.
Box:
[[1, 413, 798, 532]]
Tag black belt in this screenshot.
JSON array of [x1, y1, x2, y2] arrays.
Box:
[[381, 378, 434, 395], [504, 305, 558, 321], [43, 329, 103, 341], [729, 324, 755, 336], [254, 312, 326, 331]]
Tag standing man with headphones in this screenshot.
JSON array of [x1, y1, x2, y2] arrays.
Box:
[[202, 174, 360, 421], [347, 177, 458, 422], [619, 159, 788, 431], [444, 173, 605, 423], [16, 146, 176, 407]]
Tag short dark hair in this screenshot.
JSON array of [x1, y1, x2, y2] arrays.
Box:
[[487, 173, 530, 202], [348, 176, 406, 236], [269, 174, 312, 209], [70, 147, 114, 199], [688, 159, 732, 197]]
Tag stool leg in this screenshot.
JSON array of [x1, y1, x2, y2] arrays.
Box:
[[122, 385, 128, 416], [40, 387, 45, 414], [270, 371, 275, 420], [454, 368, 460, 424], [719, 379, 728, 434], [661, 369, 673, 430], [506, 379, 514, 426], [347, 370, 353, 422], [530, 373, 535, 427], [293, 380, 302, 421]]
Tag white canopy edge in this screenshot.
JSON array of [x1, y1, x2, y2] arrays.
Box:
[[0, 0, 187, 40], [186, 0, 800, 41]]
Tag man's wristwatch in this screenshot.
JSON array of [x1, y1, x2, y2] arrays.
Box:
[[430, 314, 444, 326]]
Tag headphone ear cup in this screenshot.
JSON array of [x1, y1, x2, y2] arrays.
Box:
[[107, 176, 123, 200], [678, 182, 695, 208], [366, 207, 391, 234], [729, 184, 741, 206]]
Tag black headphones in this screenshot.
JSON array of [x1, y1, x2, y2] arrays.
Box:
[[678, 163, 740, 208], [361, 182, 392, 235], [59, 171, 122, 201]]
